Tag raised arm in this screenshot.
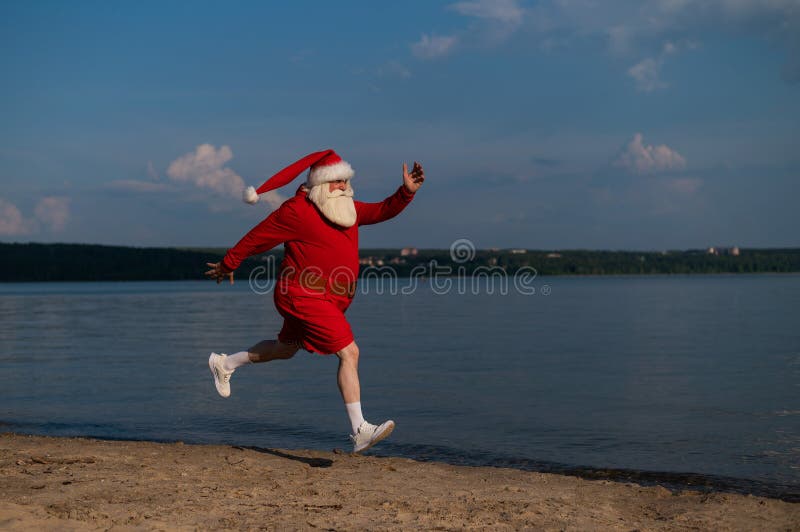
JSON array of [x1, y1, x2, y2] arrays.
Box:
[[355, 161, 425, 226]]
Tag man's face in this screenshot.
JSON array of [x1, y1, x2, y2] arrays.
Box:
[[328, 179, 348, 193], [308, 179, 357, 228]]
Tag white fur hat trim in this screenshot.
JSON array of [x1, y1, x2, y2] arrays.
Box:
[[307, 160, 354, 187]]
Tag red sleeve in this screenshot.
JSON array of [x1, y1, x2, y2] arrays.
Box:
[[355, 185, 415, 226], [221, 202, 300, 272]]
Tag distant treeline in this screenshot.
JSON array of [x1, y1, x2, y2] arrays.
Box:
[[1, 242, 799, 282]]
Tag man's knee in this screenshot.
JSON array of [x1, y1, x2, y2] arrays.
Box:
[[337, 341, 359, 363], [275, 341, 300, 359]]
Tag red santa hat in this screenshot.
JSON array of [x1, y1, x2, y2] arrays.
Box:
[[243, 149, 354, 205]]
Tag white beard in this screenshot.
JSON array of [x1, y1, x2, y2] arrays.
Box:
[[307, 182, 357, 228]]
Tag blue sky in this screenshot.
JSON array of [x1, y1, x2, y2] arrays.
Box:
[[1, 0, 798, 250]]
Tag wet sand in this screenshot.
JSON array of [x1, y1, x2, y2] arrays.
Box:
[[1, 433, 797, 530]]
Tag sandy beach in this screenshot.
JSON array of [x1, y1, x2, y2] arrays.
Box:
[[0, 433, 797, 531]]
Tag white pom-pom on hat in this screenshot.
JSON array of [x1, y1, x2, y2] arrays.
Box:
[[243, 186, 259, 204]]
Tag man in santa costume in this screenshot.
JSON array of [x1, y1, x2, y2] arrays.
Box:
[[204, 149, 425, 453]]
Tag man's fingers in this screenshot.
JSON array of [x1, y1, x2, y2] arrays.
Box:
[[205, 261, 232, 285], [401, 160, 424, 189]]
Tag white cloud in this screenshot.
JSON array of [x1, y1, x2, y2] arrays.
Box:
[[627, 39, 699, 91], [0, 198, 29, 236], [411, 34, 458, 59], [167, 144, 283, 209], [430, 0, 525, 49], [167, 144, 244, 198], [450, 0, 525, 25], [0, 196, 71, 235], [628, 57, 668, 92], [518, 0, 800, 83], [34, 196, 70, 232], [615, 133, 687, 175]]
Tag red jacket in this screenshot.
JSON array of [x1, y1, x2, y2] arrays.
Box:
[[222, 185, 415, 284]]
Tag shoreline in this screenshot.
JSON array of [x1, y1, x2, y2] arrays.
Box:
[[3, 271, 800, 284], [4, 429, 797, 503], [1, 433, 797, 530]]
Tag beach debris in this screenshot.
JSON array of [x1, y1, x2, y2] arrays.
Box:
[[304, 504, 342, 512]]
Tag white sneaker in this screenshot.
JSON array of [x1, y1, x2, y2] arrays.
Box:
[[208, 352, 234, 398], [350, 420, 395, 453]]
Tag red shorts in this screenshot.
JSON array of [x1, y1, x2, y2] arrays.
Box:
[[274, 286, 354, 355]]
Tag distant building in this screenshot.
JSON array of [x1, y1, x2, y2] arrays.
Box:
[[509, 249, 527, 254], [546, 252, 562, 259], [400, 247, 418, 256], [707, 246, 740, 256]]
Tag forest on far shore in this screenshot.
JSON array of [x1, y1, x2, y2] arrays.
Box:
[[1, 242, 799, 282]]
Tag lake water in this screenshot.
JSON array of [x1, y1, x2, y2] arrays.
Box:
[[1, 275, 798, 500]]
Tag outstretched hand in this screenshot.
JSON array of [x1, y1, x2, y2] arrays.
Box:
[[205, 262, 234, 285], [403, 161, 425, 193]]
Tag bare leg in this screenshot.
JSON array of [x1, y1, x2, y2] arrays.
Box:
[[336, 341, 360, 404], [246, 339, 299, 363], [336, 340, 394, 449]]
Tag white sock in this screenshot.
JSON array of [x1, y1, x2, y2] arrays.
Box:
[[345, 402, 365, 434], [223, 351, 252, 372]]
